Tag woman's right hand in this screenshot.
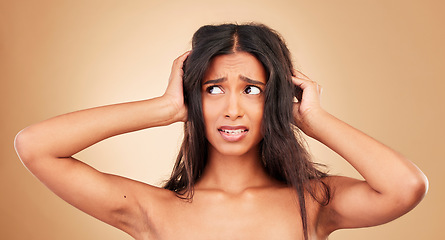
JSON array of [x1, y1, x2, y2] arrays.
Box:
[[162, 51, 191, 123]]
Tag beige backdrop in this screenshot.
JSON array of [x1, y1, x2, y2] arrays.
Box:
[[1, 0, 443, 239]]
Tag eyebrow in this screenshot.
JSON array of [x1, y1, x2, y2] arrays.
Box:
[[203, 77, 226, 85], [203, 76, 266, 86], [240, 75, 266, 86]]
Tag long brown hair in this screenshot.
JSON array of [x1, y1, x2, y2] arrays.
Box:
[[163, 23, 330, 239]]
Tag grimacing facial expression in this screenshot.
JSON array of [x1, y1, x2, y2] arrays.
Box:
[[201, 52, 266, 157]]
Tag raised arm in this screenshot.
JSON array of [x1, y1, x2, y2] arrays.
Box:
[[14, 51, 190, 238], [291, 71, 428, 234]]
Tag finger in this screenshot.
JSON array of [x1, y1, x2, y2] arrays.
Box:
[[172, 51, 191, 70], [291, 70, 316, 85], [291, 74, 317, 89], [291, 74, 306, 87], [292, 69, 311, 81], [179, 50, 191, 60]]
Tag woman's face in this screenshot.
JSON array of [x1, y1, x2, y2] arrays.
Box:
[[201, 51, 266, 157]]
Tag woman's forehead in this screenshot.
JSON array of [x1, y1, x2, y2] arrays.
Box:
[[203, 52, 266, 83]]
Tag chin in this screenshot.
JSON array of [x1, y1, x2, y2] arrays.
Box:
[[209, 142, 261, 158]]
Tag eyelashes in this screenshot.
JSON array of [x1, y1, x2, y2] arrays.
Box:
[[206, 85, 224, 94], [244, 85, 261, 95], [205, 85, 262, 95]]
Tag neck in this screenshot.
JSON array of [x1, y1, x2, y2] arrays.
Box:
[[195, 145, 277, 194]]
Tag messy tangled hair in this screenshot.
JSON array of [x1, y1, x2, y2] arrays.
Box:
[[163, 23, 330, 239]]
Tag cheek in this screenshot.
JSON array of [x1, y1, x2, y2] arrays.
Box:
[[202, 104, 210, 128], [255, 108, 264, 129], [202, 97, 219, 128], [246, 99, 264, 123]]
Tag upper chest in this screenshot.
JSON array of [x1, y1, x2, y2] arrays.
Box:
[[143, 188, 316, 240]]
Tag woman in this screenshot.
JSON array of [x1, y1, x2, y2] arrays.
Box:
[[14, 23, 428, 240]]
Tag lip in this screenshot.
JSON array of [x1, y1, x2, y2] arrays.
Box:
[[218, 125, 248, 142]]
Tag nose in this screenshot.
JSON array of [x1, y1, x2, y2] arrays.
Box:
[[225, 92, 244, 120]]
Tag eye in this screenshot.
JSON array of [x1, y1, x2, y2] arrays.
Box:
[[244, 85, 262, 95], [206, 85, 224, 94]]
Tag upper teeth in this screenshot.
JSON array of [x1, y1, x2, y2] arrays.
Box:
[[222, 129, 245, 134]]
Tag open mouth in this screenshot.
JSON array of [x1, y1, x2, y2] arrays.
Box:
[[218, 126, 249, 142], [218, 129, 248, 134]]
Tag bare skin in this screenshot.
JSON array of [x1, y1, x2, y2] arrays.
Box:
[[14, 51, 428, 240]]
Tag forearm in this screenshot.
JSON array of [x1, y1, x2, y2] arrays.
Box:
[[304, 109, 427, 197], [16, 96, 180, 159]]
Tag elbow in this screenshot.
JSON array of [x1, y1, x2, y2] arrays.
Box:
[[14, 127, 39, 166], [411, 171, 429, 203], [398, 170, 429, 209]]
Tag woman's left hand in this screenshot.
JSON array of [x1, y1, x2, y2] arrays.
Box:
[[291, 70, 325, 136]]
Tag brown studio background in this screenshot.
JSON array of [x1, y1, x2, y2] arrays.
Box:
[[1, 0, 444, 239]]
